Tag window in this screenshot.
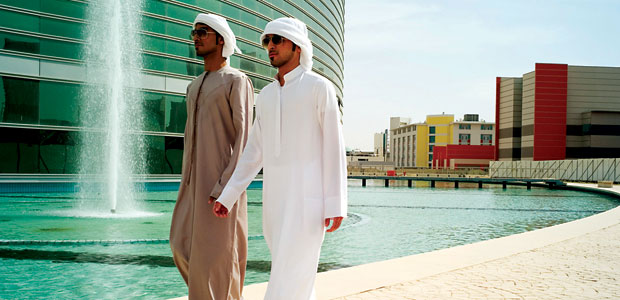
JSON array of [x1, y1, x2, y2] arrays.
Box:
[[481, 124, 493, 130], [459, 134, 471, 145], [429, 136, 435, 143], [429, 145, 434, 152], [429, 126, 435, 134], [458, 124, 471, 130], [481, 134, 493, 145], [428, 154, 433, 161]]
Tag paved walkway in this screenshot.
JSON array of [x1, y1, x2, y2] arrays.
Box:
[[239, 183, 620, 300], [335, 222, 620, 300]]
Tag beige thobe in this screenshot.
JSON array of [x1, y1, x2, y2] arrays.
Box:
[[170, 65, 254, 300]]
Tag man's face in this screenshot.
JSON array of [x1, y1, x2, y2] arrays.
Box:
[[192, 24, 218, 57], [263, 34, 298, 68]]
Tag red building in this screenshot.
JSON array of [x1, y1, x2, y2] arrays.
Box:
[[433, 145, 495, 169], [495, 63, 620, 161]]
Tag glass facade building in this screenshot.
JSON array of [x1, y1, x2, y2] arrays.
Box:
[[0, 0, 345, 174]]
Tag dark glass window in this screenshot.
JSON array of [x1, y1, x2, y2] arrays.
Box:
[[164, 136, 184, 174], [0, 127, 80, 174], [0, 76, 39, 124], [429, 136, 435, 143], [429, 126, 435, 134]]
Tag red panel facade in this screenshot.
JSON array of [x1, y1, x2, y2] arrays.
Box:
[[433, 145, 495, 169], [533, 63, 568, 161]]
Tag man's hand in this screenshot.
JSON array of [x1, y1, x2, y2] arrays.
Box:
[[324, 217, 344, 232], [212, 201, 229, 218]]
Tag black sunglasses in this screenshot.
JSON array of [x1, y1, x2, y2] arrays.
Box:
[[262, 35, 285, 48], [190, 29, 214, 39]]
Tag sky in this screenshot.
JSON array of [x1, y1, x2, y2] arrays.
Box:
[[342, 0, 620, 151]]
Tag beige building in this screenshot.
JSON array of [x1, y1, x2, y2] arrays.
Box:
[[451, 114, 495, 146], [373, 130, 389, 160]]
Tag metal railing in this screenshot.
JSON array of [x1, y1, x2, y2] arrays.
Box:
[[489, 158, 620, 183]]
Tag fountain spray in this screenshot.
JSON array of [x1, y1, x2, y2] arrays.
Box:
[[78, 0, 145, 215]]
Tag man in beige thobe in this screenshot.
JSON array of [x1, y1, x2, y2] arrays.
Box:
[[169, 13, 254, 300]]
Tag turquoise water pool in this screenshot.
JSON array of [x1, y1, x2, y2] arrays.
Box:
[[1, 182, 617, 299]]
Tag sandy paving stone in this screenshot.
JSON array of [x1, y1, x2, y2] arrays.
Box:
[[337, 224, 620, 300]]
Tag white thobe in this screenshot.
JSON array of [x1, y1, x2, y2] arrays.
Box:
[[217, 65, 347, 300]]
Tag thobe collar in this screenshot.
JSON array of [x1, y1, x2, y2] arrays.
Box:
[[276, 65, 304, 86], [273, 65, 305, 157]]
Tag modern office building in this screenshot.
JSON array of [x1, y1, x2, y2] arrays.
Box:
[[496, 63, 620, 161], [391, 114, 495, 168], [0, 0, 345, 174]]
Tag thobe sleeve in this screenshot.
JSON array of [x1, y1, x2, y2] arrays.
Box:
[[209, 75, 255, 199], [317, 80, 348, 218], [216, 95, 264, 211]]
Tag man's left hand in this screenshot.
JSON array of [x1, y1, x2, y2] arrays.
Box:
[[324, 217, 344, 232]]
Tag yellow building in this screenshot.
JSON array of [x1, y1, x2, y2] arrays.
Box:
[[391, 114, 495, 168]]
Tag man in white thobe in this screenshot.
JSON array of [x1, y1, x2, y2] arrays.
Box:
[[211, 17, 347, 300]]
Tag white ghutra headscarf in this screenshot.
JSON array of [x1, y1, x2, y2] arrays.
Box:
[[193, 13, 241, 58], [260, 17, 313, 71]]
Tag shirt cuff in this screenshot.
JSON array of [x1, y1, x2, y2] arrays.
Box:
[[210, 182, 223, 199], [324, 196, 347, 219], [216, 186, 239, 212]]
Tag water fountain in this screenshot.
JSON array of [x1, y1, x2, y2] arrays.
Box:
[[77, 0, 146, 216]]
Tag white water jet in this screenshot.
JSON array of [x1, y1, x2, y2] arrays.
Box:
[[78, 0, 145, 215]]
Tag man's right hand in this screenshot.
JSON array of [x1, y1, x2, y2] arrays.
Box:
[[213, 201, 229, 218]]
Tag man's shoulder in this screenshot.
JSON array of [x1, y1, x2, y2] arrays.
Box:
[[258, 80, 279, 95], [302, 70, 332, 88], [221, 66, 248, 81]]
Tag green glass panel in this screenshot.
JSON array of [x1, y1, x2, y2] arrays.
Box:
[[142, 92, 166, 132], [0, 0, 86, 19], [165, 94, 187, 134], [0, 0, 39, 10], [0, 9, 40, 32], [145, 135, 165, 174], [143, 35, 196, 59], [165, 4, 198, 23], [39, 17, 84, 39], [141, 15, 166, 35], [237, 40, 267, 61], [143, 54, 203, 77], [39, 81, 80, 127], [0, 9, 84, 40], [0, 76, 39, 124], [144, 0, 166, 15], [40, 38, 82, 60], [40, 0, 86, 19]]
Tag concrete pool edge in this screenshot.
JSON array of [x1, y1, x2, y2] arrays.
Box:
[[236, 182, 620, 300]]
